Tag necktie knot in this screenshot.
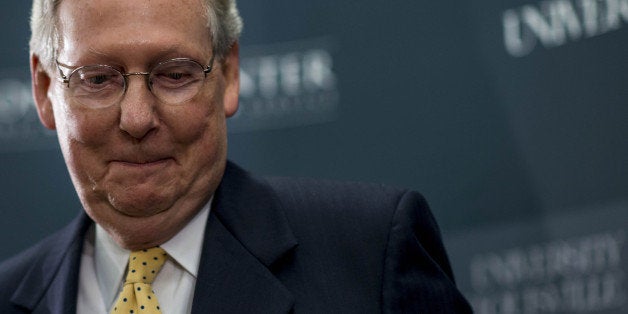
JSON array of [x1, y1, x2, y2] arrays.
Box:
[[112, 247, 167, 314], [125, 247, 168, 284]]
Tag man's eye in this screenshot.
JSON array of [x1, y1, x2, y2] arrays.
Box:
[[156, 71, 192, 82], [167, 72, 184, 80], [87, 74, 110, 85], [153, 70, 197, 88], [71, 70, 122, 95]]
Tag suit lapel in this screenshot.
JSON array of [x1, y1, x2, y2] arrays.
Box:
[[192, 162, 298, 313], [10, 212, 91, 313]]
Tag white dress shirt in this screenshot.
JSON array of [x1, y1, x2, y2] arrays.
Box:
[[77, 201, 211, 314]]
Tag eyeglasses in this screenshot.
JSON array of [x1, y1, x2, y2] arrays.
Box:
[[56, 56, 215, 108]]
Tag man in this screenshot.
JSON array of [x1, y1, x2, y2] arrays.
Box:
[[0, 0, 472, 313]]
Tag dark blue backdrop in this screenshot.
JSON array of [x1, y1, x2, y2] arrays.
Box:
[[1, 1, 626, 313]]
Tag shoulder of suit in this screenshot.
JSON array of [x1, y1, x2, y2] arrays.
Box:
[[225, 161, 426, 212], [264, 175, 418, 205], [0, 212, 89, 287], [261, 175, 428, 227]]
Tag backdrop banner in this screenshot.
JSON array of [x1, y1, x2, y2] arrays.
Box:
[[1, 2, 626, 313]]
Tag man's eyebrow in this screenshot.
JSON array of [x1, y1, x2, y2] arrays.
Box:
[[157, 45, 186, 54], [85, 45, 198, 59], [86, 47, 111, 58], [155, 45, 211, 59]]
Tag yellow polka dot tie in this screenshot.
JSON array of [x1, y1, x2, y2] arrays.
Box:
[[111, 247, 168, 314]]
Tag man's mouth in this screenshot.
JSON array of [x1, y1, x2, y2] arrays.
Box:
[[111, 157, 174, 168]]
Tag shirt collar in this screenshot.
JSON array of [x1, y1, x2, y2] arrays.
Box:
[[94, 199, 211, 308], [160, 199, 210, 277]]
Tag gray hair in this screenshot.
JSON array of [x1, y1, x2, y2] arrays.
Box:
[[30, 0, 243, 71]]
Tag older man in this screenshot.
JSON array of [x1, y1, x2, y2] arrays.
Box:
[[0, 0, 472, 313]]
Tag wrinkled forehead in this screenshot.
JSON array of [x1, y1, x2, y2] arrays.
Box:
[[55, 0, 212, 60]]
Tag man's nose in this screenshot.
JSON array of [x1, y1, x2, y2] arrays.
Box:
[[118, 74, 159, 139]]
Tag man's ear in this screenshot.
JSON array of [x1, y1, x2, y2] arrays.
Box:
[[30, 54, 56, 130], [221, 42, 240, 118]]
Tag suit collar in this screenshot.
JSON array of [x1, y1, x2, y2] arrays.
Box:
[[11, 212, 91, 313], [211, 161, 297, 267], [192, 161, 297, 313]]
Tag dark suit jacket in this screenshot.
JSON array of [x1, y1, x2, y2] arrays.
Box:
[[0, 162, 472, 313]]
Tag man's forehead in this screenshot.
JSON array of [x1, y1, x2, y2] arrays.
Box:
[[56, 0, 212, 62], [59, 0, 206, 10], [57, 0, 207, 30]]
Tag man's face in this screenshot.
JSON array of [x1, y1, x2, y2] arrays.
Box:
[[32, 0, 239, 249]]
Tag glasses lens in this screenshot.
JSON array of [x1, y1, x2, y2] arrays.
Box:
[[150, 60, 206, 104], [68, 65, 124, 108]]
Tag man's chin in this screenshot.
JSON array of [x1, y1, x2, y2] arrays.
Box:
[[115, 206, 167, 218], [107, 193, 175, 218]]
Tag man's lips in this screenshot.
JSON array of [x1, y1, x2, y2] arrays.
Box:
[[110, 157, 174, 168]]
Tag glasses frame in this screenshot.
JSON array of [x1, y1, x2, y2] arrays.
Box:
[[55, 55, 216, 106]]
